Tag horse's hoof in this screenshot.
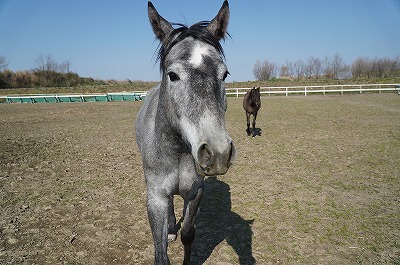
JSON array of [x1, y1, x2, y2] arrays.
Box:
[[168, 234, 177, 243]]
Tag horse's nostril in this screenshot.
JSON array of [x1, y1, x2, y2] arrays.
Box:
[[197, 141, 234, 175], [228, 141, 236, 166], [197, 144, 212, 170]]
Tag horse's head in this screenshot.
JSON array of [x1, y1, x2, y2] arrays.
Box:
[[148, 1, 235, 176], [251, 87, 261, 108], [252, 87, 261, 95]]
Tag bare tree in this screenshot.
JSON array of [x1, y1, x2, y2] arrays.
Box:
[[322, 56, 335, 78], [292, 59, 305, 80], [0, 55, 9, 70], [315, 57, 323, 78], [279, 64, 290, 78], [386, 55, 400, 77], [34, 54, 59, 72], [304, 56, 314, 78], [59, 59, 72, 73], [372, 57, 386, 78], [253, 60, 277, 81], [394, 55, 400, 74], [352, 57, 368, 78], [308, 56, 322, 78], [331, 53, 346, 79], [279, 61, 294, 79]]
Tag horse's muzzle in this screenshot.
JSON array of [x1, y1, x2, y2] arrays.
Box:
[[196, 141, 236, 176]]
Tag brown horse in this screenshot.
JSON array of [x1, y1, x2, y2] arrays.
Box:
[[243, 87, 261, 136]]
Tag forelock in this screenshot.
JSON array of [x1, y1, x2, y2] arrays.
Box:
[[156, 21, 225, 72]]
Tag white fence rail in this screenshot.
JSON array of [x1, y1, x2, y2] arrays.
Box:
[[226, 84, 400, 97]]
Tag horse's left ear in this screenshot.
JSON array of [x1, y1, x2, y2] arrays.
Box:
[[207, 0, 230, 40]]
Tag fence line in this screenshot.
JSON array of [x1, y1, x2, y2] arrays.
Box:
[[226, 84, 400, 97], [1, 84, 399, 103], [2, 91, 147, 104]]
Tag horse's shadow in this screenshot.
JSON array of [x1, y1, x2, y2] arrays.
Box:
[[247, 128, 262, 137], [191, 177, 256, 265]]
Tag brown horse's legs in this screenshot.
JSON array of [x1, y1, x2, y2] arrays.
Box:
[[246, 112, 251, 135], [252, 111, 258, 136]]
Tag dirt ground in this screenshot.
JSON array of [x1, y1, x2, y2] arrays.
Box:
[[1, 94, 399, 264]]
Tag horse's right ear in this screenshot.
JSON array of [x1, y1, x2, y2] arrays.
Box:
[[148, 2, 174, 42]]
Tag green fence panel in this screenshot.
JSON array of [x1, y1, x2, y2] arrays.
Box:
[[3, 93, 145, 104]]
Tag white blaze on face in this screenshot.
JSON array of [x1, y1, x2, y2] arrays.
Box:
[[189, 43, 210, 68]]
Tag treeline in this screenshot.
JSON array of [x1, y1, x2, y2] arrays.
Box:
[[253, 53, 400, 81], [0, 69, 106, 88], [0, 54, 105, 89], [351, 57, 400, 79]]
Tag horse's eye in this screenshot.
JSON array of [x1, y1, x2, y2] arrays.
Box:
[[167, 72, 180, 82], [223, 71, 230, 81]]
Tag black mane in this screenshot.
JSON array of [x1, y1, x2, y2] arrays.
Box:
[[156, 21, 226, 72]]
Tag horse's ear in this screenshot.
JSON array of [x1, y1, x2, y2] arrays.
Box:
[[207, 0, 230, 40], [148, 2, 174, 42]]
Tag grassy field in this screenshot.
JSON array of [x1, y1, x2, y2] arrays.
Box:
[[1, 94, 399, 264]]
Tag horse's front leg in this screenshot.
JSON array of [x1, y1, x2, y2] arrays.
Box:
[[252, 110, 258, 137], [246, 111, 251, 135], [168, 195, 181, 242], [181, 186, 204, 265], [147, 191, 171, 265]]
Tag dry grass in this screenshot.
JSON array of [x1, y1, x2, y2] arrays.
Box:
[[1, 94, 399, 264]]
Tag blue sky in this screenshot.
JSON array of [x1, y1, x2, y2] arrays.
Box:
[[0, 0, 399, 82]]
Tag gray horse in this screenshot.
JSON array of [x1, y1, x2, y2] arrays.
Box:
[[135, 1, 235, 264]]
